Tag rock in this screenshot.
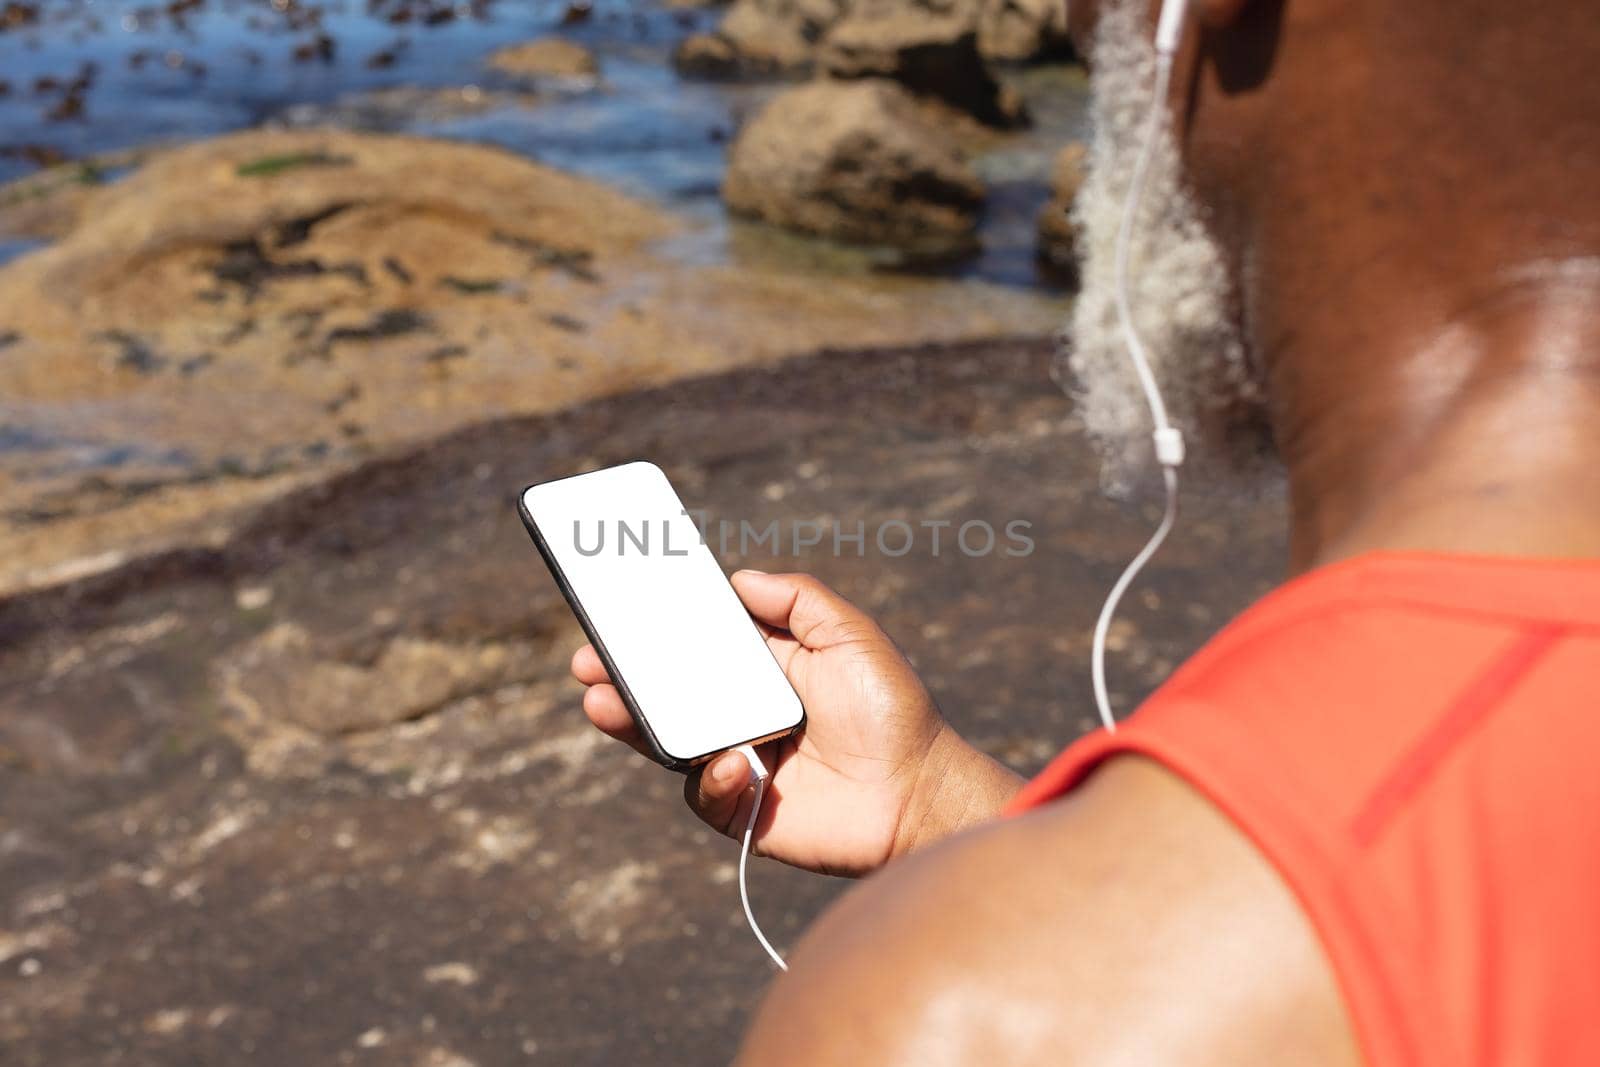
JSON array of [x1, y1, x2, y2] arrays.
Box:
[[271, 85, 541, 132], [0, 128, 1064, 596], [722, 0, 848, 68], [228, 623, 537, 736], [0, 1, 40, 33], [0, 334, 1285, 1064], [723, 80, 985, 257], [674, 0, 1073, 80], [672, 32, 755, 79], [976, 0, 1074, 63], [674, 0, 848, 77], [487, 37, 599, 79], [820, 2, 1028, 127], [1035, 141, 1086, 283]]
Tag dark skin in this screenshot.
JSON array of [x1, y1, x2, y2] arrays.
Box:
[[573, 0, 1600, 1061], [1172, 0, 1600, 570]]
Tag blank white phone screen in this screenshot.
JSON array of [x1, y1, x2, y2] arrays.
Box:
[[522, 462, 803, 763]]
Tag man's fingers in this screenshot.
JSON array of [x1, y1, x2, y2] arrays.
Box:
[[684, 749, 752, 837], [570, 644, 611, 685], [581, 684, 652, 758], [582, 682, 762, 833], [731, 571, 871, 650]]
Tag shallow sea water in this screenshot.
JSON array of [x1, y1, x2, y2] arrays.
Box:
[[0, 0, 1089, 286]]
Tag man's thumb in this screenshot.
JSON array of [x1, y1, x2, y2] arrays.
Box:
[[685, 749, 752, 837]]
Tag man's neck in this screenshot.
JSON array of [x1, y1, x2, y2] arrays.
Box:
[[1271, 263, 1600, 572]]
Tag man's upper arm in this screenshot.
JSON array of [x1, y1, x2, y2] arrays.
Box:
[[737, 756, 1361, 1066]]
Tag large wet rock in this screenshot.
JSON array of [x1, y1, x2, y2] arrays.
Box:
[[270, 85, 544, 132], [487, 37, 600, 79], [673, 0, 1073, 78], [723, 80, 985, 256], [1035, 141, 1087, 283], [820, 1, 1028, 127], [671, 31, 751, 79], [0, 129, 1063, 596], [977, 0, 1074, 63], [0, 336, 1286, 1066], [674, 0, 847, 77]]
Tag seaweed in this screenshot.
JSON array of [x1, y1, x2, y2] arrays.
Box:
[[235, 151, 354, 179], [323, 308, 431, 345], [440, 276, 503, 295], [96, 330, 166, 374]]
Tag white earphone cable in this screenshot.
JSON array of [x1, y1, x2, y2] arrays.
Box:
[[1092, 32, 1185, 735], [729, 1, 1192, 973], [1111, 51, 1180, 447], [734, 744, 787, 971]]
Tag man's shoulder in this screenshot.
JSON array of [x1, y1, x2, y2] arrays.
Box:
[[738, 757, 1361, 1067]]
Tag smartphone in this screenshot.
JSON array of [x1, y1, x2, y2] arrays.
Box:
[[518, 461, 806, 772]]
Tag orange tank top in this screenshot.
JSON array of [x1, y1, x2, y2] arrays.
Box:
[[1005, 552, 1600, 1067]]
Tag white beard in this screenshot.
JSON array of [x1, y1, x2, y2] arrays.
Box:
[[1060, 0, 1269, 495]]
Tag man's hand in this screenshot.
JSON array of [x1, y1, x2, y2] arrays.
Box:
[[569, 570, 1022, 877]]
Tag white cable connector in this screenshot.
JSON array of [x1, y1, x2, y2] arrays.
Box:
[[1153, 426, 1186, 468], [733, 743, 787, 972], [735, 742, 768, 782]]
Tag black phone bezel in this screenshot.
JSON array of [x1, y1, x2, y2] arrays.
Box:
[[516, 473, 806, 773]]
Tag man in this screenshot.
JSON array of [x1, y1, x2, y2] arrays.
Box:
[[571, 0, 1600, 1061]]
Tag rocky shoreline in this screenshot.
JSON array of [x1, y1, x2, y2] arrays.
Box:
[[0, 126, 1066, 598], [0, 336, 1285, 1065], [0, 5, 1155, 1064], [675, 0, 1074, 78], [697, 0, 1093, 265]]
